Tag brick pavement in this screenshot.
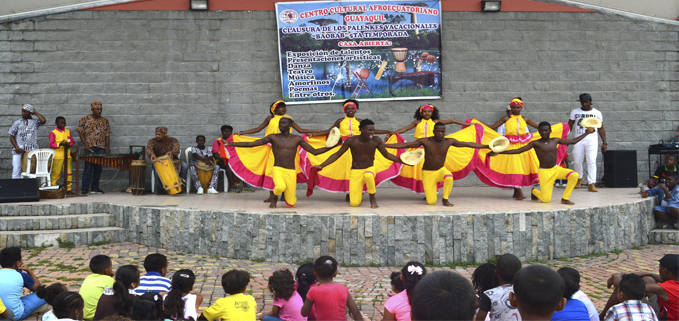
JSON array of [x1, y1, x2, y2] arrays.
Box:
[[18, 242, 678, 321]]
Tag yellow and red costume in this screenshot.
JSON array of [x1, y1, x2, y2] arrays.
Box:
[[49, 128, 74, 191], [533, 166, 578, 203], [226, 114, 307, 190]]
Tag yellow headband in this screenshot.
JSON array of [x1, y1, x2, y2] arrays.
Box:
[[509, 99, 523, 108], [271, 100, 284, 114], [419, 104, 434, 115]]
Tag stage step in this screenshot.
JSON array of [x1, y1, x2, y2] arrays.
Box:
[[0, 227, 127, 248], [0, 214, 115, 231], [649, 229, 679, 244]]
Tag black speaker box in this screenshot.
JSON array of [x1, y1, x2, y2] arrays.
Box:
[[0, 179, 40, 203], [603, 150, 638, 188]]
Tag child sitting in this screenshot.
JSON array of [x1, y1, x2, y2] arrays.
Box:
[[163, 269, 202, 320], [640, 173, 679, 229], [0, 247, 47, 321], [510, 265, 566, 320], [41, 283, 68, 321], [410, 270, 476, 320], [49, 116, 75, 195], [552, 269, 590, 321], [259, 269, 306, 321], [79, 255, 114, 320], [300, 256, 362, 321], [648, 155, 677, 188], [383, 261, 426, 321], [295, 263, 316, 321], [557, 268, 598, 321], [190, 135, 220, 194], [601, 254, 678, 321], [389, 272, 404, 295], [93, 265, 140, 320], [200, 270, 256, 321], [131, 292, 163, 321], [135, 254, 171, 294], [604, 274, 658, 321], [475, 254, 522, 321], [52, 292, 84, 321], [472, 263, 499, 321]]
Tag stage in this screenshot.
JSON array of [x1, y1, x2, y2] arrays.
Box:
[[0, 186, 669, 265]]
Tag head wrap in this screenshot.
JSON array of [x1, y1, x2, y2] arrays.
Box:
[[509, 98, 523, 108], [22, 104, 34, 112], [155, 126, 168, 134], [91, 101, 102, 108], [271, 100, 285, 114], [343, 101, 357, 112], [419, 104, 434, 115]]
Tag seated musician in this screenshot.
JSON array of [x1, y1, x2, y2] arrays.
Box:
[[190, 135, 219, 195], [146, 126, 188, 195]]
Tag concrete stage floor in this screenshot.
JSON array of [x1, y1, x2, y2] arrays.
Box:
[[21, 185, 646, 215]]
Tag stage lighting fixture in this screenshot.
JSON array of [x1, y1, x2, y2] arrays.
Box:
[[190, 0, 208, 11], [481, 1, 501, 12]]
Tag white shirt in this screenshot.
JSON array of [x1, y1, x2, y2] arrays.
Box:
[[570, 107, 603, 138], [163, 293, 198, 320], [573, 290, 599, 321]]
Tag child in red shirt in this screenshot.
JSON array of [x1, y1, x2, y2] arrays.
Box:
[[300, 256, 363, 321]]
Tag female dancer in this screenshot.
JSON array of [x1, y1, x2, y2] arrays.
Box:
[[228, 100, 320, 202], [469, 98, 569, 200]]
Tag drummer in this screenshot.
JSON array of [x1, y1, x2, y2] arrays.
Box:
[[9, 104, 46, 179], [190, 135, 219, 195], [146, 126, 188, 195]]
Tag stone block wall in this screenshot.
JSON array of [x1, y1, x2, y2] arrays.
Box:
[[0, 10, 677, 189]]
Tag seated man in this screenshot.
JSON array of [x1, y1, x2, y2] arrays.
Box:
[[648, 155, 677, 188], [146, 126, 188, 195], [640, 173, 679, 229], [601, 254, 678, 321]]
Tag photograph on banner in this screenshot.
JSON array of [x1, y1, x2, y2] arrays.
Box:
[[276, 0, 442, 104]]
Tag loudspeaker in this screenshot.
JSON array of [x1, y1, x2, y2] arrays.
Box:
[[0, 179, 40, 203], [604, 150, 638, 188]]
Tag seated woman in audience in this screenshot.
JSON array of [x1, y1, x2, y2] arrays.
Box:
[[163, 269, 202, 320], [131, 292, 163, 321], [52, 292, 84, 321], [383, 262, 427, 321], [93, 265, 140, 320], [41, 283, 68, 321], [259, 269, 306, 321]]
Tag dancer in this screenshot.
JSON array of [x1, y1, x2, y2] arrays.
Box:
[[313, 119, 404, 208], [229, 101, 319, 202], [385, 122, 492, 206], [389, 104, 485, 194], [568, 93, 607, 192], [227, 116, 337, 208], [500, 122, 593, 205], [469, 98, 570, 200], [302, 99, 403, 197]]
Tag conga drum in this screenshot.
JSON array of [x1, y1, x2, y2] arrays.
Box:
[[130, 160, 147, 196], [195, 160, 214, 188], [153, 155, 182, 195], [391, 47, 409, 72]]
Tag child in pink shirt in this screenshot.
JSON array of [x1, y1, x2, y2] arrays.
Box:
[[300, 256, 362, 321], [259, 269, 306, 321], [295, 263, 316, 320], [382, 261, 427, 321]]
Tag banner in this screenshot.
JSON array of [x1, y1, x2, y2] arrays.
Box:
[[276, 0, 442, 104]]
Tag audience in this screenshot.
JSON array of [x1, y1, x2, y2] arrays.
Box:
[[640, 172, 679, 229], [200, 269, 256, 321], [648, 155, 677, 189], [551, 269, 590, 321], [557, 268, 598, 321], [300, 256, 362, 321], [410, 270, 476, 321], [0, 247, 47, 321], [389, 272, 404, 295], [135, 254, 171, 295], [603, 274, 658, 321], [383, 261, 426, 321], [475, 254, 522, 321], [259, 269, 306, 321], [294, 263, 316, 321], [131, 292, 163, 321], [510, 265, 566, 320], [41, 283, 68, 321], [0, 297, 13, 321], [93, 265, 139, 320], [471, 263, 499, 321], [163, 269, 202, 320], [79, 255, 114, 321], [52, 292, 84, 321]]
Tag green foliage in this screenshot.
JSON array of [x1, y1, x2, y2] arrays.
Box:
[[57, 239, 75, 249], [251, 258, 266, 263]]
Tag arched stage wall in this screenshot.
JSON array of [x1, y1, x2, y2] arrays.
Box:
[[0, 8, 678, 189]]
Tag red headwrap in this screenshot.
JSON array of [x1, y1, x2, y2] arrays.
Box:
[[343, 101, 357, 112], [419, 104, 434, 115], [271, 100, 284, 114], [509, 99, 523, 108]]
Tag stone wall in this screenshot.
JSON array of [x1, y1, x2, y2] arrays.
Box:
[[0, 10, 677, 189]]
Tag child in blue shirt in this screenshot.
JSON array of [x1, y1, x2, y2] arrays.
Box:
[[135, 253, 172, 294]]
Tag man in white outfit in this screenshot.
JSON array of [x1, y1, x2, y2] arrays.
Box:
[[568, 93, 607, 192]]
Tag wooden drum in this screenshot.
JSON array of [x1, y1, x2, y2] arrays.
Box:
[[153, 155, 182, 195], [195, 160, 214, 188], [130, 160, 147, 196], [391, 47, 409, 72]]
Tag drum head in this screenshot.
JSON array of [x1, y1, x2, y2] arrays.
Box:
[[195, 160, 215, 171]]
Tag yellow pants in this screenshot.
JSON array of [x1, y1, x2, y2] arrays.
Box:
[[532, 166, 578, 203], [50, 158, 72, 191], [272, 166, 297, 207], [422, 167, 454, 205], [350, 166, 377, 207]]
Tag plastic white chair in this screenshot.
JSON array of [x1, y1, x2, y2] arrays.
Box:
[[150, 149, 184, 193], [21, 149, 55, 187]]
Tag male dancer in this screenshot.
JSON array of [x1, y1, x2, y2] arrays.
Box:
[[385, 122, 492, 206], [500, 122, 593, 205], [568, 93, 607, 192], [226, 116, 337, 208], [313, 119, 404, 208]]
